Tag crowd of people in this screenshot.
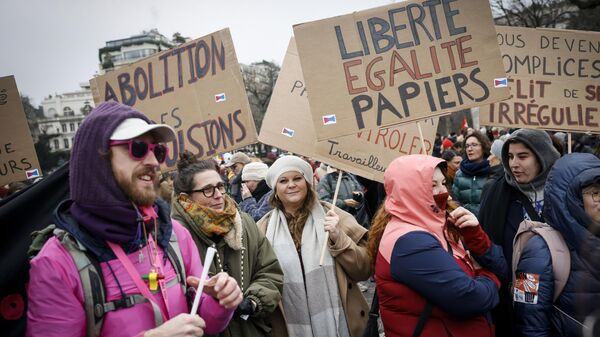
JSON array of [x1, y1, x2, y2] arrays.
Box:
[[19, 101, 600, 337]]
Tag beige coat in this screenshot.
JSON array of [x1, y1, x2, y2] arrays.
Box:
[[256, 201, 371, 337]]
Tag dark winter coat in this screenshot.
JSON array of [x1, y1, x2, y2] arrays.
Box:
[[513, 154, 600, 337], [452, 168, 489, 215], [171, 203, 284, 337]]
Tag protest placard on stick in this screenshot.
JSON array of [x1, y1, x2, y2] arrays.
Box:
[[0, 76, 42, 186], [480, 26, 600, 134], [292, 0, 509, 140], [259, 38, 438, 183], [90, 28, 257, 168]]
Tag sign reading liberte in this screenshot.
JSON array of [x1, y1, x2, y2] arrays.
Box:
[[293, 0, 509, 140], [259, 39, 438, 183], [480, 26, 600, 133], [90, 28, 257, 168], [0, 76, 42, 186]]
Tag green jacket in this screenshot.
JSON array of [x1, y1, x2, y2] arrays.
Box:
[[452, 169, 488, 215], [172, 201, 284, 337]]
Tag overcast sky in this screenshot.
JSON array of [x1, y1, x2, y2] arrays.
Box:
[[0, 0, 393, 106]]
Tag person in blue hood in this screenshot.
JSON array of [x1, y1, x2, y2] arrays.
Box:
[[513, 153, 600, 337]]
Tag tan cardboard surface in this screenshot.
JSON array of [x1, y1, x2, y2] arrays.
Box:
[[90, 28, 257, 168], [259, 39, 438, 183], [480, 26, 600, 133], [0, 76, 42, 186], [293, 0, 508, 140]]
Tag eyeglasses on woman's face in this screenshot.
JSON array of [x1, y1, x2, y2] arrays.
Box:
[[189, 182, 226, 198]]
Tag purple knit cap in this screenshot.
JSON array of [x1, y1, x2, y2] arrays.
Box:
[[69, 101, 153, 206]]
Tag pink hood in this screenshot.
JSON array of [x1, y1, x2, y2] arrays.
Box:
[[384, 155, 448, 250]]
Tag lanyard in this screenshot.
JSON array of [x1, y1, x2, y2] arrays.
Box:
[[107, 241, 169, 322], [147, 236, 171, 318]]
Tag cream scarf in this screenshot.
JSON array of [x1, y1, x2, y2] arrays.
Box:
[[265, 202, 350, 337]]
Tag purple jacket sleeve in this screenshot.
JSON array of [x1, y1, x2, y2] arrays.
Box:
[[26, 237, 86, 337], [172, 220, 234, 334], [239, 191, 273, 222]]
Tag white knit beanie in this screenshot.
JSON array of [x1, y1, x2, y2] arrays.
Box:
[[242, 162, 269, 181], [490, 139, 505, 159], [265, 155, 313, 189]]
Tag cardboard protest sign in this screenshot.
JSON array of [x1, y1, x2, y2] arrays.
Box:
[[0, 76, 42, 186], [90, 28, 257, 168], [259, 38, 438, 183], [292, 0, 509, 140], [480, 26, 600, 133]]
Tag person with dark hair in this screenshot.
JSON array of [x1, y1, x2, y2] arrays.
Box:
[[478, 129, 561, 337], [367, 154, 506, 337], [512, 153, 600, 336], [256, 155, 371, 337], [27, 102, 241, 337], [171, 151, 283, 337], [441, 150, 462, 189], [452, 131, 492, 214], [6, 181, 27, 196]]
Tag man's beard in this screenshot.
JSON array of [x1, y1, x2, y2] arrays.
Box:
[[115, 166, 159, 206]]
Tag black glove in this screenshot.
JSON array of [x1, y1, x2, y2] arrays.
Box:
[[234, 298, 256, 318]]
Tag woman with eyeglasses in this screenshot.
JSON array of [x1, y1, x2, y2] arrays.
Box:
[[513, 153, 600, 337], [256, 155, 371, 337], [452, 131, 492, 215], [171, 151, 284, 337]]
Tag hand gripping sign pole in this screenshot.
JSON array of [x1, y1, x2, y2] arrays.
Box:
[[190, 247, 217, 315], [319, 170, 343, 266]]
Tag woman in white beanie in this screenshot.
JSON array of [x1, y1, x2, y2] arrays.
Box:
[[256, 155, 371, 337], [239, 162, 273, 221]]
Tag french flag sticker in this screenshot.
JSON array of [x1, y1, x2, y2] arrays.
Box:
[[26, 168, 40, 179], [281, 127, 295, 138], [494, 78, 508, 88], [215, 93, 226, 102], [322, 114, 337, 125]]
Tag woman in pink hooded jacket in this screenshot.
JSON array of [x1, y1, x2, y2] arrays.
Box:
[[368, 155, 508, 337]]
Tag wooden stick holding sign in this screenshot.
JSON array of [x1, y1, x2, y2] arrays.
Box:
[[319, 170, 343, 266], [568, 133, 572, 154], [417, 122, 429, 156]]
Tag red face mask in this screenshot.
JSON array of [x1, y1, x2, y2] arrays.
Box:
[[433, 192, 449, 211]]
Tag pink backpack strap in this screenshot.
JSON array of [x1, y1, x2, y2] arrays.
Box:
[[512, 220, 571, 301]]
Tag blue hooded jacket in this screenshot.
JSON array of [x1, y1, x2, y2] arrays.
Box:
[[514, 153, 600, 337]]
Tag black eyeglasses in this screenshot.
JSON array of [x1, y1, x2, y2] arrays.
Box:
[[188, 183, 226, 198], [110, 139, 168, 164]]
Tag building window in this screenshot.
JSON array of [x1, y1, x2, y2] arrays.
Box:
[[56, 128, 60, 133], [62, 124, 67, 133], [70, 123, 75, 132], [64, 107, 74, 116], [54, 139, 60, 150], [64, 138, 69, 149]]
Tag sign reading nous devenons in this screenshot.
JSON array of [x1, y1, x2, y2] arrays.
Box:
[[0, 76, 42, 186], [293, 0, 509, 140], [259, 38, 438, 183], [480, 26, 600, 133], [90, 28, 257, 168]]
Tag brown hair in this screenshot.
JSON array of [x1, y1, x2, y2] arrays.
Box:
[[269, 181, 316, 250], [464, 131, 491, 159], [367, 204, 392, 268], [173, 150, 219, 194]]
